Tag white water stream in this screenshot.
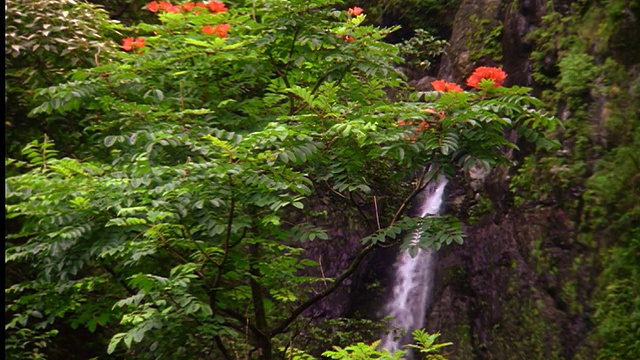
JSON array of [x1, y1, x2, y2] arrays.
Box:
[[380, 177, 448, 354]]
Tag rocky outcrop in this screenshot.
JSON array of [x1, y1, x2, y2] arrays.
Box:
[[427, 192, 598, 359], [437, 0, 548, 85]]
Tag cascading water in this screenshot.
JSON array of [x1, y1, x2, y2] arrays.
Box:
[[380, 177, 448, 355]]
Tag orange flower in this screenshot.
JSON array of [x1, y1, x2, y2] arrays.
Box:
[[213, 24, 230, 38], [348, 6, 363, 16], [431, 80, 463, 93], [466, 66, 507, 88], [207, 1, 227, 13], [181, 2, 195, 11], [202, 24, 214, 35], [147, 1, 159, 12], [343, 35, 355, 42], [121, 37, 145, 51]]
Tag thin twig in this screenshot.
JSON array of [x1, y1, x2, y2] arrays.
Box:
[[373, 196, 381, 230], [318, 255, 328, 286], [349, 191, 372, 225], [94, 45, 101, 66], [323, 180, 348, 199]]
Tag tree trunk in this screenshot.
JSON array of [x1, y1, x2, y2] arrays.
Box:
[[249, 243, 273, 360]]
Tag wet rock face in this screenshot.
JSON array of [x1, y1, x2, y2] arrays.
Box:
[[437, 0, 549, 85], [426, 203, 596, 359], [501, 0, 547, 86], [437, 0, 503, 82], [294, 190, 372, 320]]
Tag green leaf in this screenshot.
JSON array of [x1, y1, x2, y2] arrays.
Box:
[[104, 136, 116, 147], [107, 333, 126, 354]]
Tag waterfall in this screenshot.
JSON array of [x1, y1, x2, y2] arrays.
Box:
[[380, 177, 448, 354]]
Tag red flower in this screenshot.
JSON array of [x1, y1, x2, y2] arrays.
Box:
[[181, 2, 195, 11], [213, 24, 229, 38], [158, 1, 180, 13], [147, 1, 159, 12], [348, 6, 363, 16], [343, 35, 355, 42], [398, 119, 431, 143], [431, 80, 463, 93], [422, 108, 446, 119], [466, 66, 507, 88], [135, 38, 146, 48], [207, 1, 227, 13], [193, 2, 206, 13], [202, 24, 214, 35], [121, 37, 146, 51], [121, 37, 134, 51]]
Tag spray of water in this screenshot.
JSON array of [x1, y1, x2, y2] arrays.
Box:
[[380, 177, 448, 354]]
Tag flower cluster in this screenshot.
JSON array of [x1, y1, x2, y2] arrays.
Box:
[[121, 37, 146, 52], [430, 80, 463, 93], [132, 1, 229, 44], [147, 1, 227, 14], [341, 7, 363, 42], [466, 66, 507, 88], [202, 23, 229, 38], [348, 6, 363, 16], [342, 35, 355, 42], [428, 66, 507, 93], [398, 119, 430, 143], [396, 66, 508, 143]]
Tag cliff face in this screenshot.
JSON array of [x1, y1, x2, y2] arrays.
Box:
[[416, 0, 640, 358], [428, 195, 596, 359]]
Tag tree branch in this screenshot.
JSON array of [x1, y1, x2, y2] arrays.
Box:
[[99, 260, 136, 296], [269, 243, 375, 337]]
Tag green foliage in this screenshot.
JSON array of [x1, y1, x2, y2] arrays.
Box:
[[323, 340, 404, 359], [512, 1, 640, 357], [527, 3, 580, 89], [5, 0, 558, 358], [468, 15, 502, 63], [288, 317, 390, 357], [399, 215, 465, 257], [557, 51, 598, 95], [396, 29, 448, 72], [319, 330, 451, 360], [4, 328, 59, 360], [5, 0, 119, 159], [584, 114, 640, 359], [406, 330, 453, 360]]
